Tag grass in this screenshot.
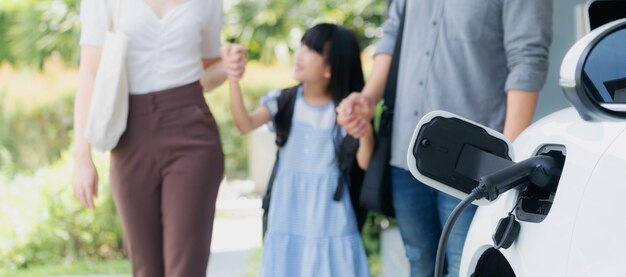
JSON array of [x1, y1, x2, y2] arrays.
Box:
[[0, 259, 131, 277]]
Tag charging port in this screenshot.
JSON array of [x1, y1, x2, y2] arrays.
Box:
[[515, 145, 566, 223]]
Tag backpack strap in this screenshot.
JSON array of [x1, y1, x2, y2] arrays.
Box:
[[333, 135, 359, 201], [262, 86, 299, 236], [334, 134, 367, 231], [273, 86, 299, 147]]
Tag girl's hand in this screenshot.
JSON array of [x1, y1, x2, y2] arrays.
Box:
[[73, 154, 99, 209], [220, 44, 247, 81], [356, 120, 375, 169]]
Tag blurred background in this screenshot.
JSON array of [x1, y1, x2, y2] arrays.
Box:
[[0, 0, 587, 276]]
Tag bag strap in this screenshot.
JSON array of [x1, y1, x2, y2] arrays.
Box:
[[261, 86, 298, 236], [381, 0, 408, 117], [266, 86, 299, 211], [261, 149, 279, 236], [105, 0, 122, 32], [334, 132, 367, 231], [273, 86, 299, 147], [333, 135, 360, 201]]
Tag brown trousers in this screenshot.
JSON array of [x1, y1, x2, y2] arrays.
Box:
[[110, 82, 224, 277]]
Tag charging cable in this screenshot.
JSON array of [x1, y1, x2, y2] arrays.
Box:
[[434, 155, 559, 277]]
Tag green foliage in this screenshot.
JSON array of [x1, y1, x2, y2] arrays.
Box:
[[0, 90, 122, 272], [6, 0, 81, 68], [0, 92, 74, 177], [361, 212, 395, 275], [0, 151, 124, 272], [0, 12, 15, 63], [0, 259, 130, 277], [0, 92, 15, 177], [0, 0, 41, 11], [223, 0, 387, 63], [0, 0, 387, 67]]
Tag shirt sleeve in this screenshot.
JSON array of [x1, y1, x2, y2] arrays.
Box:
[[502, 0, 553, 93], [260, 89, 281, 118], [201, 0, 223, 59], [260, 89, 282, 131], [374, 0, 405, 56], [79, 0, 109, 47]]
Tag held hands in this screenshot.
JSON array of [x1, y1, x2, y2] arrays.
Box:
[[336, 92, 376, 138], [220, 44, 247, 81]]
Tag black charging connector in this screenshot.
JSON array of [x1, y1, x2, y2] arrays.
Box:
[[476, 155, 559, 201], [434, 155, 560, 277]]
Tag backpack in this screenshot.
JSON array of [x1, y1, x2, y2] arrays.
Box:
[[261, 86, 367, 236]]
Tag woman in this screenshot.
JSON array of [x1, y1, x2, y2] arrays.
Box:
[[72, 0, 244, 276]]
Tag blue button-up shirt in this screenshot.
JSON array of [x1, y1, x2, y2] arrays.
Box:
[[376, 0, 553, 170]]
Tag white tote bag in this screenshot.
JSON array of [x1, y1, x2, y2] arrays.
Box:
[[84, 0, 129, 152]]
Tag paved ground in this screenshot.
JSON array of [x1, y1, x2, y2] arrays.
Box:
[[207, 197, 263, 277]]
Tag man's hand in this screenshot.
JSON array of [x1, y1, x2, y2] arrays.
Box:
[[336, 92, 376, 138]]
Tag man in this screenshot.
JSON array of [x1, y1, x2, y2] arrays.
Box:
[[337, 0, 553, 276]]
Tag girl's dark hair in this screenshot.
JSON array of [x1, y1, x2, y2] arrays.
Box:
[[301, 23, 365, 105]]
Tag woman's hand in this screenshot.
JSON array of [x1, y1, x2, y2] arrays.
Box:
[[220, 44, 247, 81], [73, 154, 99, 209]]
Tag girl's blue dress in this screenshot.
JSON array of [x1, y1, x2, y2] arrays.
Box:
[[259, 87, 370, 277]]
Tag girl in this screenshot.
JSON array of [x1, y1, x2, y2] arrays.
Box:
[[73, 0, 241, 276], [222, 23, 373, 277]]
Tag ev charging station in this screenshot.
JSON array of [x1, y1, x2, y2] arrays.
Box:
[[406, 1, 626, 276]]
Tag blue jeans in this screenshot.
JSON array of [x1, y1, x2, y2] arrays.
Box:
[[391, 166, 477, 277]]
